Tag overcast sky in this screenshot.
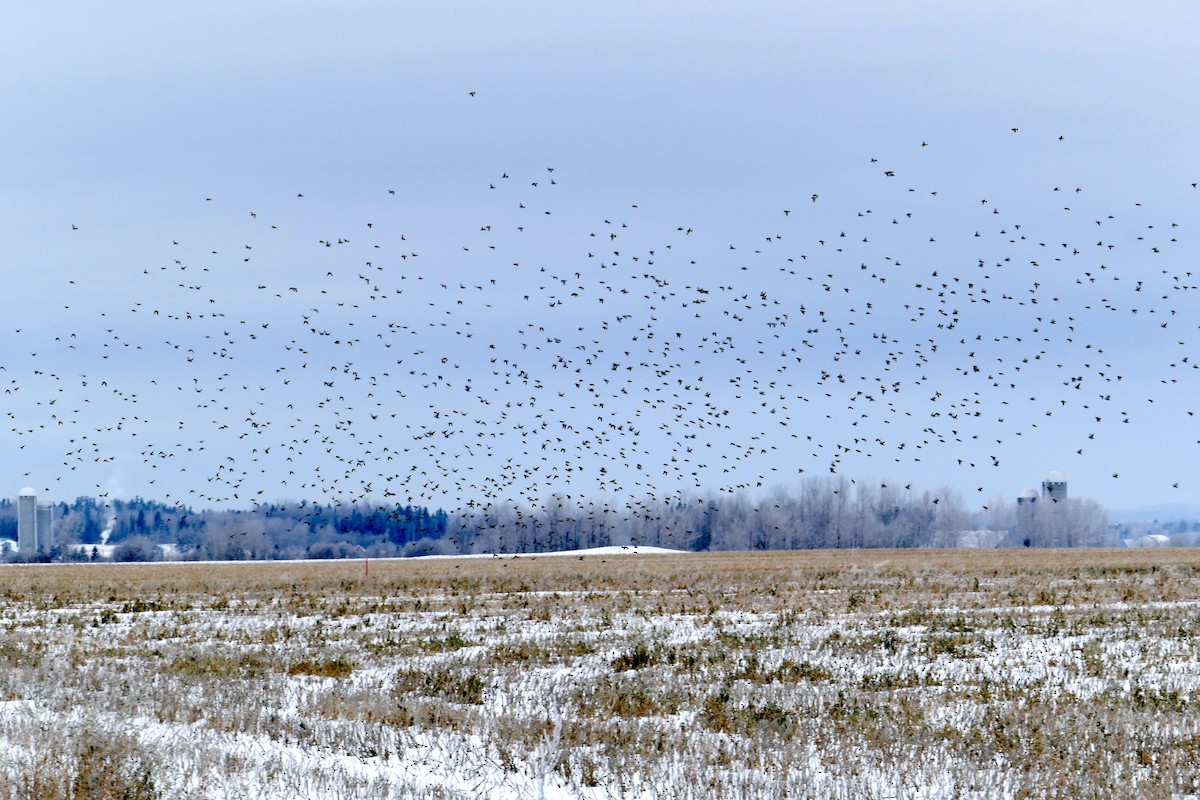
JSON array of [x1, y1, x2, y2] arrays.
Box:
[[2, 3, 1198, 513]]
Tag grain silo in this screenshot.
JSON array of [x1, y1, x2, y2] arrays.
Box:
[[17, 488, 37, 554], [1042, 471, 1067, 504], [1015, 488, 1039, 546], [36, 502, 53, 552]]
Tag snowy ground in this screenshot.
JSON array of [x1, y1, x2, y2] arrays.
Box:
[[0, 550, 1196, 798]]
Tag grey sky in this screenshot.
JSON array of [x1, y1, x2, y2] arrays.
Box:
[[2, 3, 1198, 512]]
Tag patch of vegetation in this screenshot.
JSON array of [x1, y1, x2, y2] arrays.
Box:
[[394, 666, 485, 705], [287, 657, 354, 678]]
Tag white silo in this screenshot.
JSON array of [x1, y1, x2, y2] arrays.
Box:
[[36, 503, 53, 552], [1015, 488, 1039, 546], [1042, 471, 1067, 504], [17, 489, 36, 554]]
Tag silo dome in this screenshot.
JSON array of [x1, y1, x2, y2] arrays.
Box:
[[1044, 471, 1065, 483], [1018, 488, 1039, 500], [18, 488, 35, 497]]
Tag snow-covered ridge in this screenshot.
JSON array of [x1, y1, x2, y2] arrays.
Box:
[[415, 545, 690, 560]]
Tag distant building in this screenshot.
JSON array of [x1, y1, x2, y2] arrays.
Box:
[[16, 488, 53, 555], [1014, 471, 1067, 508], [1015, 487, 1040, 546], [36, 502, 53, 551], [1042, 470, 1068, 504], [1003, 471, 1092, 547], [17, 488, 37, 554]]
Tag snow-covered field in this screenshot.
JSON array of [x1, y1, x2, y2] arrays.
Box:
[[0, 549, 1197, 798]]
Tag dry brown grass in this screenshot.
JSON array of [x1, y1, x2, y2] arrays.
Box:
[[9, 546, 1200, 602]]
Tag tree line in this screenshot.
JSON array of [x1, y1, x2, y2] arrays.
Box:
[[0, 477, 1113, 562]]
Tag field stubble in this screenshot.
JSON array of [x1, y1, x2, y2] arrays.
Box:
[[0, 549, 1196, 798]]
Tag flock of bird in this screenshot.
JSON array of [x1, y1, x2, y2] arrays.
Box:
[[7, 128, 1200, 519]]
